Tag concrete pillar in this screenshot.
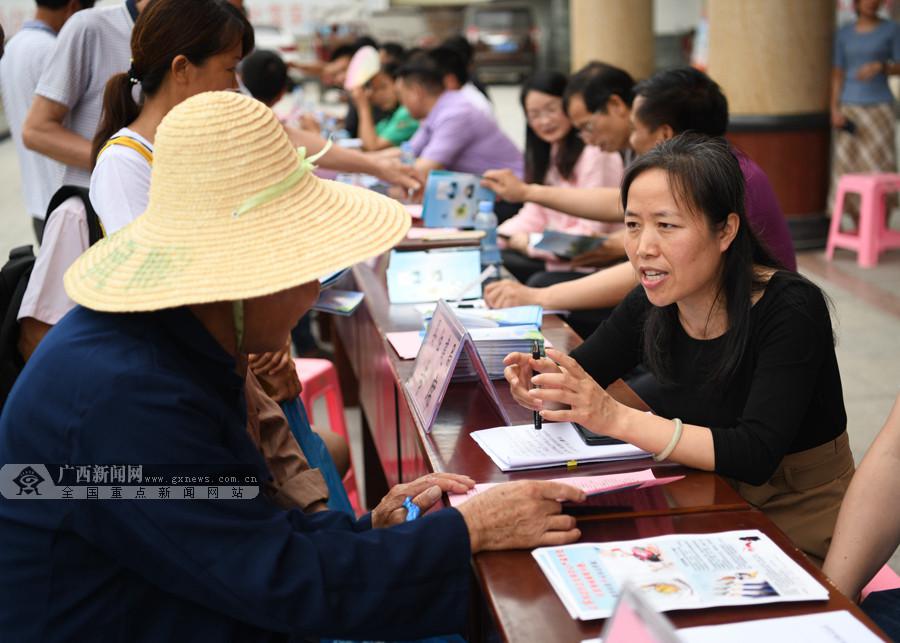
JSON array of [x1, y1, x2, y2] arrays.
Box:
[[569, 0, 654, 78], [707, 0, 836, 246]]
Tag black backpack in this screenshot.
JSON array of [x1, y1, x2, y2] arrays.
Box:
[[0, 186, 104, 408]]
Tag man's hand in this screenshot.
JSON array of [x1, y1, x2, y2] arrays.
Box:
[[481, 169, 529, 203], [371, 473, 475, 528], [484, 279, 541, 309], [457, 480, 584, 552]]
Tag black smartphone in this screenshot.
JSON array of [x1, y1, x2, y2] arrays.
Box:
[[574, 423, 625, 446]]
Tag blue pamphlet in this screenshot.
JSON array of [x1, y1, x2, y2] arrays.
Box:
[[422, 170, 495, 228]]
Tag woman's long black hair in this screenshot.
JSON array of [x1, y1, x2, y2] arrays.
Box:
[[520, 71, 585, 184], [621, 134, 787, 387]]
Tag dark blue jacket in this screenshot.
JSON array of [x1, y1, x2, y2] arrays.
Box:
[[0, 306, 471, 641]]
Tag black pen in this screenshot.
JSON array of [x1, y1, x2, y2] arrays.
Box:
[[532, 340, 542, 430]]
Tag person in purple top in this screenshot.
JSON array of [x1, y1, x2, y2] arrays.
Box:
[[483, 67, 798, 340], [395, 51, 523, 180]]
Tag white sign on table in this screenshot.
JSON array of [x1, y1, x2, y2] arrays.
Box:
[[405, 300, 510, 433]]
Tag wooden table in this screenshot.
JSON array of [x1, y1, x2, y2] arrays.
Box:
[[330, 254, 885, 641], [333, 259, 747, 519], [477, 510, 888, 641]]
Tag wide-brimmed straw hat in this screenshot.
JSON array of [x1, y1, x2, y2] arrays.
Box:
[[65, 91, 410, 312]]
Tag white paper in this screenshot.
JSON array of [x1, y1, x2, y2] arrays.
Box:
[[676, 610, 881, 642], [535, 529, 829, 621], [471, 422, 648, 471]]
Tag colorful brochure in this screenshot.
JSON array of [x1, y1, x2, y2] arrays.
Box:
[[312, 289, 364, 316], [534, 529, 829, 621], [421, 170, 495, 228], [533, 230, 607, 260]]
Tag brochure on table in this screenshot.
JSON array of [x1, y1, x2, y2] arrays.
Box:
[[404, 300, 511, 433], [387, 324, 547, 380], [534, 529, 829, 621], [447, 469, 684, 507], [312, 289, 364, 316], [471, 422, 648, 471], [421, 170, 495, 228], [386, 248, 483, 304]]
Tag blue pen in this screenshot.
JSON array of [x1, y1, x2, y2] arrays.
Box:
[[532, 340, 542, 430], [403, 496, 420, 521]]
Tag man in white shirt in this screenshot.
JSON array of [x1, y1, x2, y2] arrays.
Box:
[[22, 0, 150, 197], [0, 0, 93, 242]]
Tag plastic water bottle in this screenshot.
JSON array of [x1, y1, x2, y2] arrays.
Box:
[[400, 141, 415, 166], [321, 115, 336, 140], [475, 200, 501, 269]]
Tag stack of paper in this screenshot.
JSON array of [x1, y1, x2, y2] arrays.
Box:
[[424, 305, 544, 329], [534, 529, 829, 621], [471, 422, 648, 471], [458, 325, 544, 378], [447, 469, 684, 507], [387, 325, 546, 378]]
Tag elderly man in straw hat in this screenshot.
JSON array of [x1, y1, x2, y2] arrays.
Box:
[[0, 92, 584, 641]]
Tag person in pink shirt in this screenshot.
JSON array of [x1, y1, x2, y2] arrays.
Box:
[[496, 71, 624, 283]]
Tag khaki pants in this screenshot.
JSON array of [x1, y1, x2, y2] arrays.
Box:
[[727, 432, 855, 566]]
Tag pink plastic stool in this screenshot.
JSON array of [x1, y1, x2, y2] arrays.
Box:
[[293, 358, 361, 513], [861, 564, 900, 600], [826, 173, 900, 267]]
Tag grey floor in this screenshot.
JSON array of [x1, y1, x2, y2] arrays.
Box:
[[3, 86, 899, 571]]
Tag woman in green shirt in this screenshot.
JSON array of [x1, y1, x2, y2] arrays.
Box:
[[350, 63, 418, 151]]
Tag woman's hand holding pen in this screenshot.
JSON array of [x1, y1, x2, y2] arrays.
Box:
[[503, 350, 562, 411], [529, 349, 623, 437]]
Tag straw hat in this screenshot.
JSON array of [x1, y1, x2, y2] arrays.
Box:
[[64, 91, 410, 312]]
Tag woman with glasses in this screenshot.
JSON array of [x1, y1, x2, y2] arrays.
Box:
[[492, 71, 624, 284]]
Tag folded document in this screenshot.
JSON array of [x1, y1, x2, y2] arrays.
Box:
[[471, 422, 648, 471]]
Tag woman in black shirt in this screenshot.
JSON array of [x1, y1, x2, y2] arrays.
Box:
[[504, 134, 853, 563]]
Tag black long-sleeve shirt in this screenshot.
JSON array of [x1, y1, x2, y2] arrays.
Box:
[[570, 272, 846, 485]]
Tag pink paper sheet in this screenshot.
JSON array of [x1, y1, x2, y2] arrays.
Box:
[[447, 469, 684, 507]]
